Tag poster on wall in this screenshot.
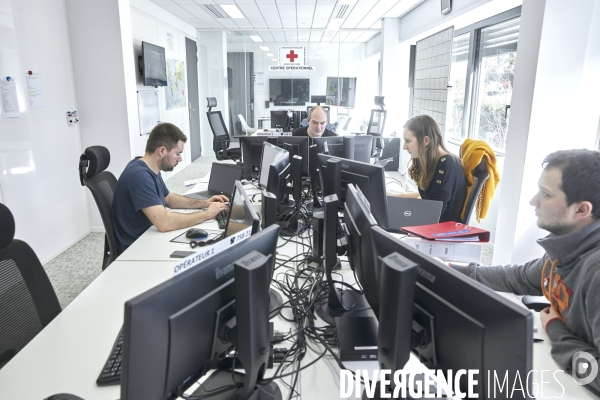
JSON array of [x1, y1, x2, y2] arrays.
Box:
[[165, 59, 186, 110]]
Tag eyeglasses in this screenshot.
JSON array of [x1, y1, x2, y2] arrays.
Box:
[[189, 233, 223, 248]]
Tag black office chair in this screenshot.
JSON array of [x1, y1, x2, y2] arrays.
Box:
[[79, 146, 119, 270], [206, 97, 241, 161], [0, 203, 62, 369], [460, 159, 490, 225], [367, 96, 387, 158]]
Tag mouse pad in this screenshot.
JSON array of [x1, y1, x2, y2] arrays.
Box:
[[170, 229, 222, 244]]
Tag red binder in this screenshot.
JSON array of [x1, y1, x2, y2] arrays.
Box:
[[401, 221, 490, 242]]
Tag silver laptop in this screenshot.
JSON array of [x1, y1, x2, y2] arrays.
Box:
[[386, 196, 443, 232]]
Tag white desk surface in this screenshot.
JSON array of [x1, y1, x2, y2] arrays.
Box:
[[1, 207, 596, 398]]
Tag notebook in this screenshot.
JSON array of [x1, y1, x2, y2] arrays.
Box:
[[185, 163, 243, 200], [386, 196, 443, 233]]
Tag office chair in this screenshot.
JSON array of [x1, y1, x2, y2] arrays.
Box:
[[0, 202, 62, 369], [379, 137, 401, 171], [367, 96, 387, 157], [460, 159, 490, 225], [206, 97, 241, 161], [79, 146, 119, 270], [238, 114, 257, 135]]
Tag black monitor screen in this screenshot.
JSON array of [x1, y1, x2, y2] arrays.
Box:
[[370, 226, 533, 398], [270, 79, 310, 106], [270, 110, 289, 130], [142, 42, 167, 87], [121, 225, 280, 400], [317, 154, 389, 229], [277, 136, 309, 177], [224, 181, 260, 237], [259, 142, 288, 190], [240, 136, 278, 179]]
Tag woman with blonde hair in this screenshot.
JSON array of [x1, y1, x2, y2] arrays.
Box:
[[389, 115, 466, 223]]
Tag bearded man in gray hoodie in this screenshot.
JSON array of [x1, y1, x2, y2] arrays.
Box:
[[453, 149, 600, 394]]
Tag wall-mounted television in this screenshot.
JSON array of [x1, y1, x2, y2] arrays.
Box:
[[140, 41, 167, 87], [269, 79, 310, 106]]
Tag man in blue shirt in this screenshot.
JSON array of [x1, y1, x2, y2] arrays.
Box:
[[112, 123, 228, 253], [293, 106, 336, 138]]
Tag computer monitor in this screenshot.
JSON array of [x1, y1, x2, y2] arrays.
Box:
[[312, 136, 345, 158], [277, 136, 309, 177], [317, 154, 389, 229], [120, 225, 281, 400], [224, 180, 260, 237], [240, 136, 278, 179], [343, 184, 379, 315], [259, 142, 288, 189], [370, 226, 533, 398], [270, 110, 290, 130], [353, 135, 374, 163]]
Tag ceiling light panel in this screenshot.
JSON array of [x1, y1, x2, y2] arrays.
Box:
[[267, 53, 274, 56], [259, 46, 270, 50], [249, 35, 263, 42], [220, 5, 245, 18]]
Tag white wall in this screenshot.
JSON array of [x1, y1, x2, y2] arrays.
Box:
[[197, 31, 228, 156], [495, 0, 600, 264], [130, 1, 197, 180], [0, 0, 89, 263]]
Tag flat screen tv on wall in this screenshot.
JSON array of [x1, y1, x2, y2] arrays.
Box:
[[269, 79, 310, 106], [141, 41, 167, 87]]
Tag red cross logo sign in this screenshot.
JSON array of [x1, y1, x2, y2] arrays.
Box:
[[279, 47, 305, 66], [286, 50, 299, 62]]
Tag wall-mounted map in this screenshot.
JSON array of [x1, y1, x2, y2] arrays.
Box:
[[166, 59, 186, 110]]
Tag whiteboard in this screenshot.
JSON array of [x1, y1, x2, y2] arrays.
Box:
[[137, 90, 161, 135]]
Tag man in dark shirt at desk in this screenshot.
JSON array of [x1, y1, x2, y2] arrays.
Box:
[[292, 106, 336, 138], [112, 123, 228, 253]]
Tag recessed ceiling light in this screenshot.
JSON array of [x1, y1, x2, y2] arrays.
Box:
[[271, 58, 277, 61], [220, 5, 245, 19], [259, 46, 270, 51], [249, 36, 263, 42], [267, 53, 274, 57]]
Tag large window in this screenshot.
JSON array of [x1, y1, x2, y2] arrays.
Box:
[[445, 7, 521, 154]]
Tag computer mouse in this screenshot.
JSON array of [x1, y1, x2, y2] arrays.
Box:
[[44, 394, 85, 400], [186, 228, 208, 239]]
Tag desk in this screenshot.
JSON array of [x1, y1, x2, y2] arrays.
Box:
[[0, 195, 595, 399]]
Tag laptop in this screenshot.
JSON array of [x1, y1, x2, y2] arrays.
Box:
[[185, 163, 243, 200], [386, 196, 443, 233]]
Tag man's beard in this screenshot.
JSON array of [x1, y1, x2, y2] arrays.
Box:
[[160, 158, 175, 172]]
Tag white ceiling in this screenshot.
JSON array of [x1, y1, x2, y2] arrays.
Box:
[[151, 0, 422, 43]]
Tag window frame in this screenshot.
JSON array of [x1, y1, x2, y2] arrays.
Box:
[[448, 6, 522, 154]]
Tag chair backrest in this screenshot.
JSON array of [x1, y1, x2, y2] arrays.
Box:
[[0, 203, 61, 369], [461, 160, 490, 225], [79, 146, 119, 270]]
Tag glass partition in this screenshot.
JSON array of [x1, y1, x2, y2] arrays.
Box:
[[199, 29, 380, 138]]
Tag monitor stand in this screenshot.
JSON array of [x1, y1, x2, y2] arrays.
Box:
[[269, 290, 283, 319], [192, 370, 282, 399]]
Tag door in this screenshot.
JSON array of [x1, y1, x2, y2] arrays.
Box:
[[227, 52, 254, 137], [186, 37, 201, 161]]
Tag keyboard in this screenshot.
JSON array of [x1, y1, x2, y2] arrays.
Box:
[[96, 327, 123, 386], [215, 210, 229, 229]]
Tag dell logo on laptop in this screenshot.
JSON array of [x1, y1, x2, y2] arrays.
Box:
[[404, 210, 412, 217]]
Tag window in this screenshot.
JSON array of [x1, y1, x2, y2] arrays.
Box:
[[445, 7, 521, 154]]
